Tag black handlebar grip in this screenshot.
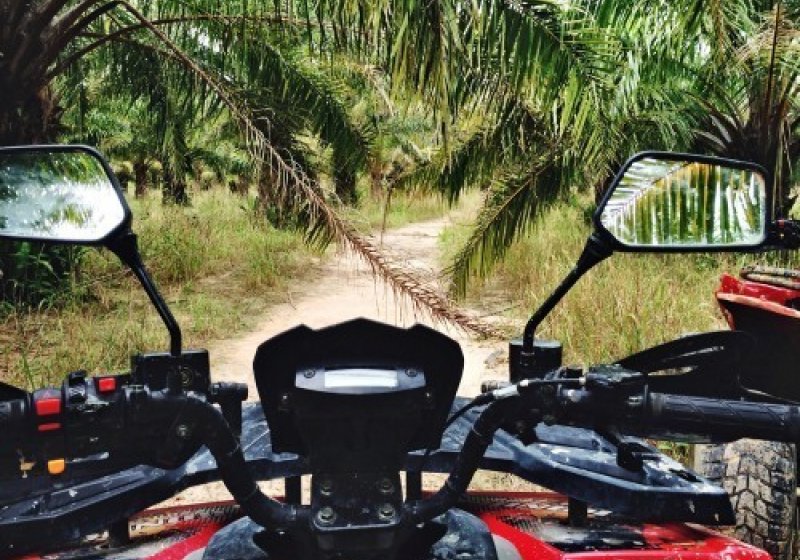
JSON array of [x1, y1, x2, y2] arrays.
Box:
[[647, 393, 800, 442]]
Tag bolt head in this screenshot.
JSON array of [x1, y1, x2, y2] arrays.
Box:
[[378, 478, 394, 494], [180, 368, 194, 387], [377, 503, 396, 521], [317, 506, 336, 525], [319, 478, 333, 496]]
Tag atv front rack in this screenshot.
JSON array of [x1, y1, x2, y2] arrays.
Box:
[[0, 399, 733, 553]]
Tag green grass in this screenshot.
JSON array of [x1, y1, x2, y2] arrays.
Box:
[[450, 201, 789, 366], [348, 188, 448, 231], [0, 184, 448, 390], [0, 189, 315, 389]]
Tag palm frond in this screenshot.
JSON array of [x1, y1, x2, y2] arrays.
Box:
[[98, 1, 497, 335], [448, 160, 568, 297]]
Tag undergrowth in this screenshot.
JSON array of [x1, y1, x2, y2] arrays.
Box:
[[0, 189, 315, 389], [349, 187, 448, 231], [445, 199, 798, 366]]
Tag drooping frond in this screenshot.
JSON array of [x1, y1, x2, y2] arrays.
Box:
[[312, 0, 614, 137], [397, 93, 548, 203], [255, 151, 500, 338], [396, 127, 495, 203], [117, 2, 501, 335], [447, 160, 568, 297]]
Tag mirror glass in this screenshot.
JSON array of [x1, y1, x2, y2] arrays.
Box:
[[0, 149, 126, 243], [600, 157, 767, 248]]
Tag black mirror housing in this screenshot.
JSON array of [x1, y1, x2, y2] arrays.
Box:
[[0, 145, 132, 246], [594, 151, 771, 253]]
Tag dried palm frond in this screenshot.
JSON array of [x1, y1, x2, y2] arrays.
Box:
[[118, 1, 503, 339]]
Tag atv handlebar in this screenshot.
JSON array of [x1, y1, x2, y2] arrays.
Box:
[[648, 393, 800, 441], [558, 386, 800, 443], [0, 397, 27, 430], [3, 363, 800, 534], [0, 378, 306, 531]]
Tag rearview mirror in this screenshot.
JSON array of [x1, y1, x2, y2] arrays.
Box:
[[595, 153, 769, 251], [0, 146, 130, 244]]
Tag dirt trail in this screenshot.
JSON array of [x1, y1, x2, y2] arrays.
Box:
[[208, 215, 508, 397]]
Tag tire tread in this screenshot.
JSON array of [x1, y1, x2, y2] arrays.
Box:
[[697, 440, 797, 559]]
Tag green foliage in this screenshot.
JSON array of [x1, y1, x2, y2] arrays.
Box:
[[348, 188, 447, 231], [392, 0, 800, 295], [3, 0, 798, 314], [0, 188, 314, 388], [0, 243, 86, 307], [604, 162, 765, 246]]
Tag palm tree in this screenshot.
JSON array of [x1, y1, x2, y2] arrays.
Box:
[[5, 0, 545, 333], [386, 1, 704, 295], [1, 2, 366, 191], [691, 1, 800, 218], [382, 0, 798, 296]]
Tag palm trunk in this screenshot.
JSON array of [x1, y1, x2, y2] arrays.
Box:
[[369, 162, 384, 199], [134, 159, 148, 198], [332, 146, 358, 205], [334, 168, 358, 205], [257, 165, 288, 227], [0, 83, 70, 304], [229, 175, 248, 195], [0, 88, 61, 146], [162, 164, 189, 205]]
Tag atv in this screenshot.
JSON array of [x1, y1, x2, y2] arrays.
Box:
[[0, 146, 798, 560]]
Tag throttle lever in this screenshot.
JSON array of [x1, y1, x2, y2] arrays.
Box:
[[481, 380, 511, 393], [208, 382, 248, 437]]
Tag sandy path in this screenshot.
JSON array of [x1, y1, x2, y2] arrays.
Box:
[[208, 216, 508, 397]]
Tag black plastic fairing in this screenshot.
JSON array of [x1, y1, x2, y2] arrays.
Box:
[[253, 318, 464, 457]]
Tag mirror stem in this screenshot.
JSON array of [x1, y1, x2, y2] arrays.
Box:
[[108, 232, 183, 357], [521, 234, 612, 363]]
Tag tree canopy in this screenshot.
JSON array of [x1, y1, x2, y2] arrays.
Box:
[[1, 0, 798, 304]]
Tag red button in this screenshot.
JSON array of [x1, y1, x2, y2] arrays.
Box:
[[97, 377, 117, 393], [35, 398, 61, 416], [38, 422, 61, 432]]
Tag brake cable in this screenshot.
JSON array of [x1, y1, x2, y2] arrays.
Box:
[[414, 377, 583, 474]]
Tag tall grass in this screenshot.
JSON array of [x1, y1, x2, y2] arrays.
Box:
[[350, 188, 448, 231], [444, 198, 797, 467], [0, 189, 314, 388], [447, 200, 781, 366]]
